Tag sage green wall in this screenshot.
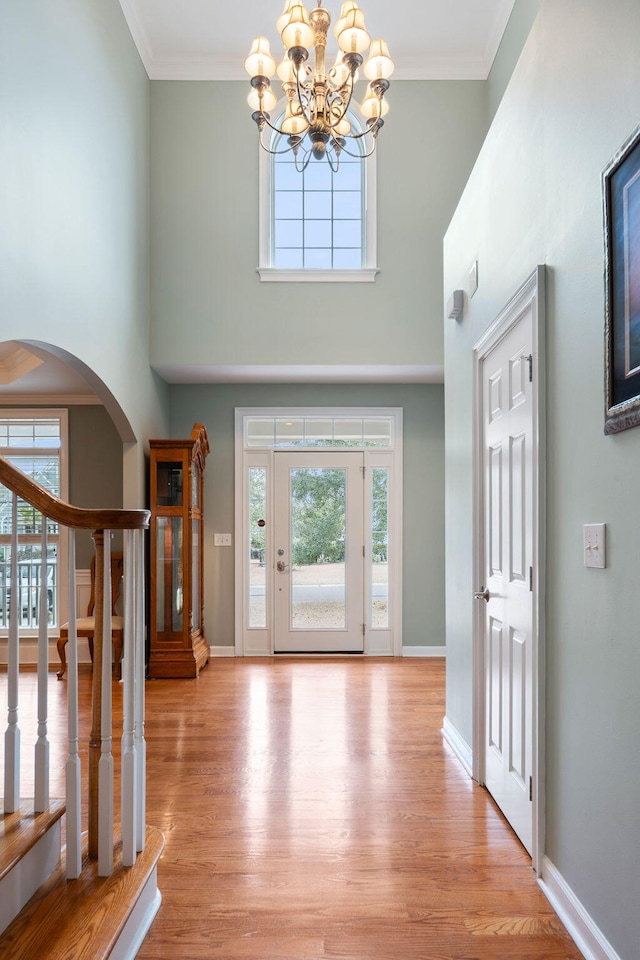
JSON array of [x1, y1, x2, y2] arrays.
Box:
[[0, 0, 169, 493], [150, 80, 488, 370], [487, 0, 542, 120], [68, 407, 123, 567], [168, 383, 444, 650], [444, 1, 640, 955]]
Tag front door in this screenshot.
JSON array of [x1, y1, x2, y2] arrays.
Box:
[[480, 306, 534, 854], [273, 452, 364, 653]]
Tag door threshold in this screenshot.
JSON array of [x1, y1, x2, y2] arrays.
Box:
[[273, 651, 364, 656]]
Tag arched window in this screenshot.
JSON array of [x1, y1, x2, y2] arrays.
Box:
[[258, 106, 378, 282]]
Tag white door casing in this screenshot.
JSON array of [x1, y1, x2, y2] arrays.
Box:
[[473, 267, 545, 872], [234, 408, 403, 658]]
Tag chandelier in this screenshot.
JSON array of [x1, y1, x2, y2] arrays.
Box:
[[244, 1, 394, 171]]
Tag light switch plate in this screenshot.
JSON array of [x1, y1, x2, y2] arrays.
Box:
[[583, 523, 605, 568], [214, 533, 232, 547]]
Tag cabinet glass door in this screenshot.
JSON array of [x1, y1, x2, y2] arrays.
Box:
[[156, 516, 184, 633]]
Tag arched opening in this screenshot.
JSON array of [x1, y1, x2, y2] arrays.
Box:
[[0, 340, 135, 654]]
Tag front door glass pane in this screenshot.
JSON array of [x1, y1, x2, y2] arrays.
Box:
[[290, 468, 346, 630], [371, 467, 389, 628]]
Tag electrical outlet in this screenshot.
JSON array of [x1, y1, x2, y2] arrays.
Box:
[[583, 523, 605, 568], [214, 533, 232, 547]]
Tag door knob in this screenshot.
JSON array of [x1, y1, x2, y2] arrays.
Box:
[[276, 560, 289, 572], [474, 588, 490, 602]]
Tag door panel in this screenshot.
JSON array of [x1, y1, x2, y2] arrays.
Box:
[[482, 308, 534, 854], [274, 452, 364, 653]]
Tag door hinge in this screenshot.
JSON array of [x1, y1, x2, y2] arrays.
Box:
[[529, 566, 533, 592], [527, 353, 533, 382], [363, 545, 365, 558], [360, 464, 366, 477], [362, 623, 366, 636], [529, 776, 533, 802]]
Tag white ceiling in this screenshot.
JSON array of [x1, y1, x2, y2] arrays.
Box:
[[118, 0, 516, 81]]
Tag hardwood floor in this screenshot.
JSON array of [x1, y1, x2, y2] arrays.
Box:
[[5, 658, 583, 959]]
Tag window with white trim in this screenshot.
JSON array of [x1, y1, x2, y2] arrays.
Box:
[[0, 411, 68, 631], [258, 106, 378, 282]]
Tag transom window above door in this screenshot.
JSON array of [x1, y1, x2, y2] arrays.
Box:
[[245, 414, 394, 448]]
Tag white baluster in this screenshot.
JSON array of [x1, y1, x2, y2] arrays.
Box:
[[134, 527, 146, 852], [65, 531, 82, 879], [121, 529, 137, 866], [98, 532, 114, 877], [34, 521, 50, 812], [4, 493, 20, 813]]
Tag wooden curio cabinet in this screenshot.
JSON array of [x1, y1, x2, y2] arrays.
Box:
[[148, 423, 210, 678]]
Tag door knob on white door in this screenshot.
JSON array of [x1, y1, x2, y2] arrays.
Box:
[[474, 588, 490, 602]]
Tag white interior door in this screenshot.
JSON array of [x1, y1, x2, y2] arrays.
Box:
[[480, 307, 534, 854], [273, 452, 364, 653]]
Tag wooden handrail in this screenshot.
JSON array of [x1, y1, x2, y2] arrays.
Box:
[[0, 455, 149, 530]]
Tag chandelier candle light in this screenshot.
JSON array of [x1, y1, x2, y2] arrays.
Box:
[[245, 0, 394, 171]]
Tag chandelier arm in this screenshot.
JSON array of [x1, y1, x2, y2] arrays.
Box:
[[331, 137, 377, 160], [340, 122, 382, 143], [258, 131, 301, 155], [258, 110, 304, 140], [294, 63, 316, 127], [326, 75, 356, 129], [326, 147, 340, 173], [293, 146, 314, 173]]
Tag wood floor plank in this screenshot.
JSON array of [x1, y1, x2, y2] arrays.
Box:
[[3, 659, 584, 959]]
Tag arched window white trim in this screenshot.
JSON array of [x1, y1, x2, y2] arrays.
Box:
[[257, 100, 378, 283]]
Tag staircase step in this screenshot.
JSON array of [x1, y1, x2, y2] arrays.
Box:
[[0, 825, 164, 960], [0, 802, 65, 883]]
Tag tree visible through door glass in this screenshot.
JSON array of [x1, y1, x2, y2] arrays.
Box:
[[290, 468, 346, 630], [371, 468, 389, 628]]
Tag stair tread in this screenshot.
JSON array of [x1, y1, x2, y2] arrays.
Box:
[[0, 824, 164, 960], [0, 802, 66, 883]]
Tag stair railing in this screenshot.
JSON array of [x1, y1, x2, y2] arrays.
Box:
[[0, 454, 150, 879]]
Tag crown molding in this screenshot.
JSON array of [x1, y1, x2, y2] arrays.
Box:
[[483, 0, 517, 73], [118, 0, 155, 75], [151, 363, 444, 384], [0, 394, 102, 406]]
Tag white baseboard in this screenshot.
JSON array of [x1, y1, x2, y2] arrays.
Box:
[[209, 645, 236, 658], [539, 857, 623, 960], [402, 645, 446, 657], [0, 637, 93, 667], [210, 646, 446, 659], [441, 715, 473, 777]]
